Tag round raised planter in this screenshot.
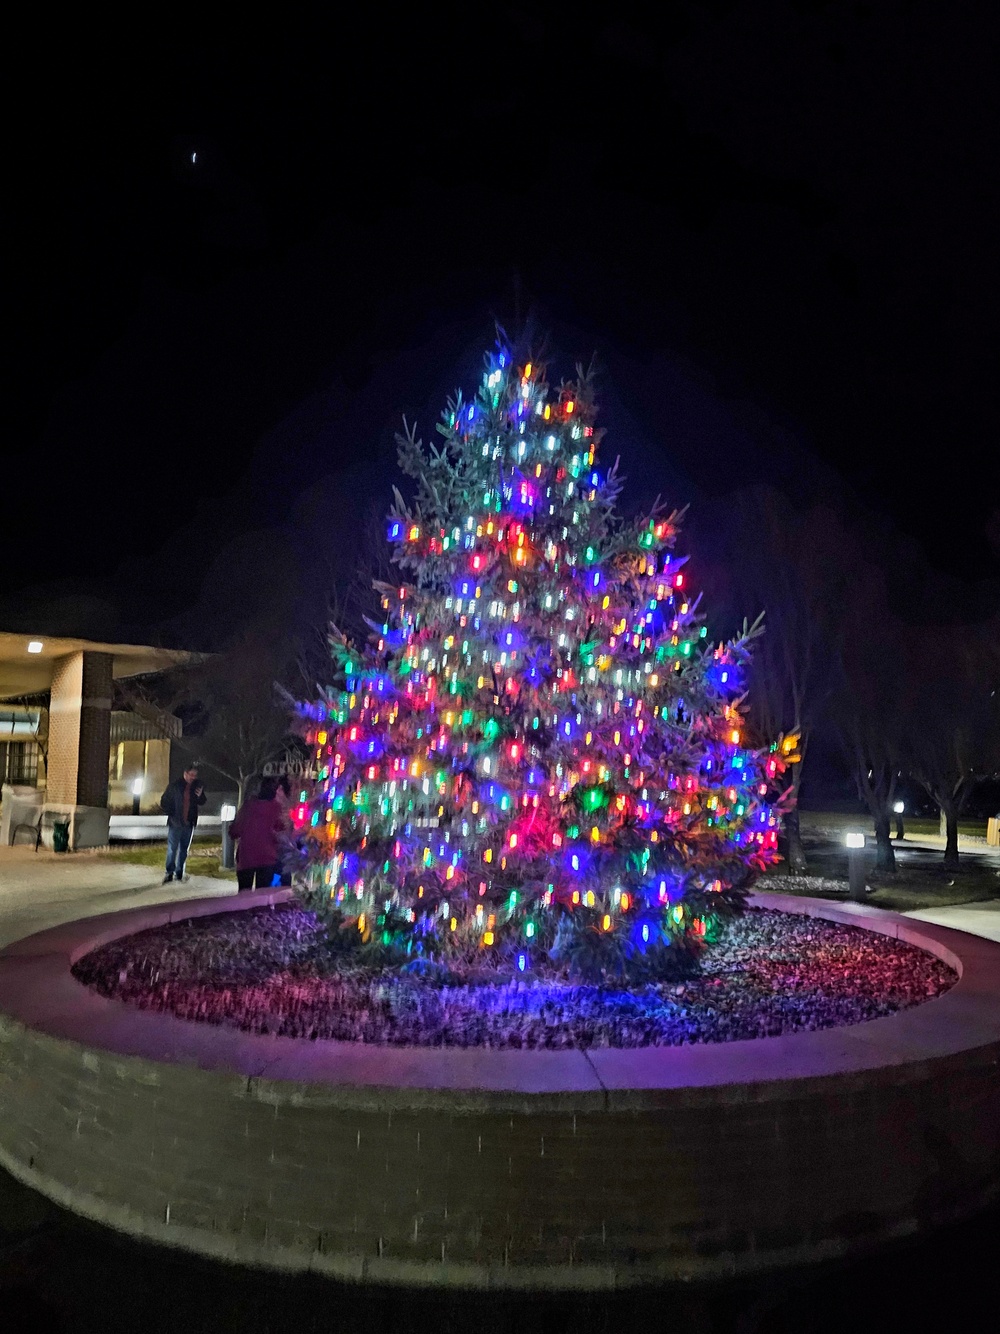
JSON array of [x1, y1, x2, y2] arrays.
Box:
[[0, 888, 998, 1289]]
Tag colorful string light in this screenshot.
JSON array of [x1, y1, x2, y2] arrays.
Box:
[[295, 347, 788, 972]]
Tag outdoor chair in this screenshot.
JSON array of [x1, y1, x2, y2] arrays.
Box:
[[10, 809, 67, 851], [10, 810, 43, 849]]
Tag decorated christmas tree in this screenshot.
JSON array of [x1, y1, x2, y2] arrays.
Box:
[[293, 343, 787, 979]]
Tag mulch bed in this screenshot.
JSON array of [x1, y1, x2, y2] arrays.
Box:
[[71, 904, 956, 1049]]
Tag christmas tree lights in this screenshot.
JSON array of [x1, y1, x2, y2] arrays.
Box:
[[294, 345, 790, 979]]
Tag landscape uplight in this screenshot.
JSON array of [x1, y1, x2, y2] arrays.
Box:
[[27, 640, 43, 654]]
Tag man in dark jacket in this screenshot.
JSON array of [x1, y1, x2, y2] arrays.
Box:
[[160, 765, 206, 883]]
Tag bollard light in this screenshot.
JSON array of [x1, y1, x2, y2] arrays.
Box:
[[893, 801, 904, 815], [845, 831, 867, 902], [131, 776, 143, 815], [221, 803, 237, 822]]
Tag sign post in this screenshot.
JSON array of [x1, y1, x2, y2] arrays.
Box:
[[220, 802, 236, 870]]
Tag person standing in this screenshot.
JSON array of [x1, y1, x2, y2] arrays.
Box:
[[230, 775, 287, 891], [160, 765, 207, 883], [275, 772, 294, 886]]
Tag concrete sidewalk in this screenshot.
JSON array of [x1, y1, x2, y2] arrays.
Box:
[[904, 899, 1000, 944], [896, 831, 1000, 859], [886, 835, 1000, 942], [0, 846, 237, 951]]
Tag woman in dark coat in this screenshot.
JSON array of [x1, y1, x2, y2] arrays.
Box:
[[230, 776, 287, 890]]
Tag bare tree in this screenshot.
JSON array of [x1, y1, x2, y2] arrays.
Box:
[[833, 572, 908, 871], [120, 623, 303, 804], [117, 499, 399, 808], [905, 620, 1000, 870], [699, 488, 853, 871]]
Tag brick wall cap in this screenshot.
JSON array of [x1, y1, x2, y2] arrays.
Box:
[[1, 889, 998, 1108]]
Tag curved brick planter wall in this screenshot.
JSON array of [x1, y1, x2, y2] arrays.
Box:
[[0, 889, 998, 1289]]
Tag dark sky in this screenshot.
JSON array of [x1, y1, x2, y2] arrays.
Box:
[[8, 3, 999, 648]]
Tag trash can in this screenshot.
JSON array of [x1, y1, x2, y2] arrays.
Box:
[[52, 819, 71, 853]]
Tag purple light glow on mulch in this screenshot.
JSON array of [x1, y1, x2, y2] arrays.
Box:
[[71, 905, 956, 1049]]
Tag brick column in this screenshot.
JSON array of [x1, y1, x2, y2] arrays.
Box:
[[78, 652, 112, 808], [46, 652, 113, 808]]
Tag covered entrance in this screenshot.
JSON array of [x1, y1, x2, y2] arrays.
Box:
[[0, 633, 195, 849]]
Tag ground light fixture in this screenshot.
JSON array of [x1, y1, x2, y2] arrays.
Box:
[[893, 799, 906, 840], [845, 831, 867, 902], [27, 641, 43, 653], [131, 777, 143, 816]]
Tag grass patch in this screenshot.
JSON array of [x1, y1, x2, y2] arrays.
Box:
[[865, 862, 1000, 911], [799, 810, 987, 839], [101, 842, 234, 881], [763, 810, 1000, 909], [759, 869, 999, 912]]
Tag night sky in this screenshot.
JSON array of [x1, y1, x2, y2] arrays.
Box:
[[8, 4, 998, 650]]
